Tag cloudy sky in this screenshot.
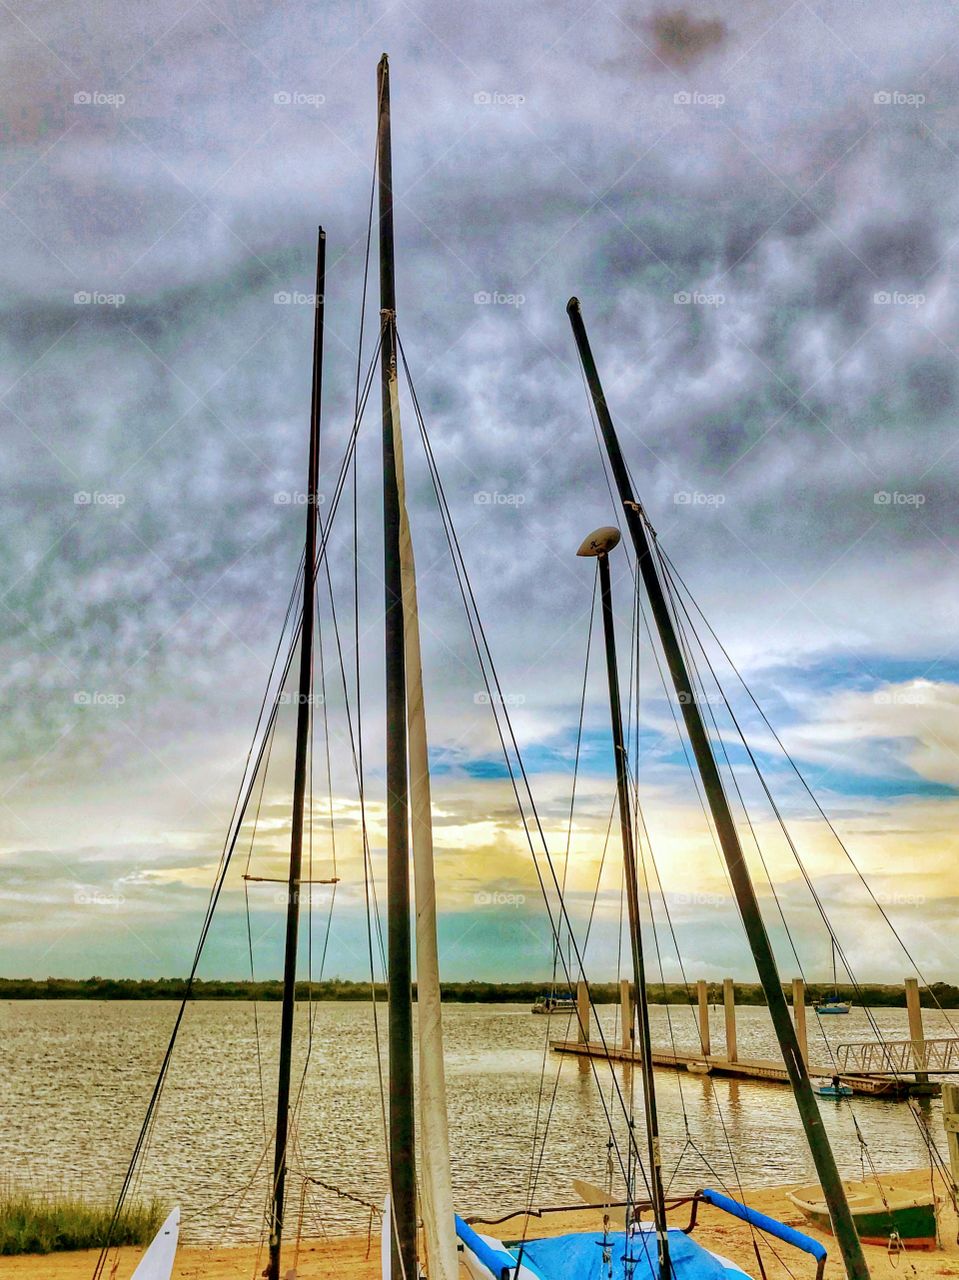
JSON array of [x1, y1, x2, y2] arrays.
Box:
[[2, 0, 958, 985]]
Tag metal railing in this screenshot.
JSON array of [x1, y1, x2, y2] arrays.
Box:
[[836, 1037, 959, 1075]]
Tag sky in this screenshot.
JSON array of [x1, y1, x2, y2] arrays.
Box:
[[1, 0, 958, 985]]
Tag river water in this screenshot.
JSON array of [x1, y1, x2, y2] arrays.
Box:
[[0, 1000, 950, 1245]]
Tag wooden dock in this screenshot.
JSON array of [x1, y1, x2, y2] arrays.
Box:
[[550, 1038, 924, 1097]]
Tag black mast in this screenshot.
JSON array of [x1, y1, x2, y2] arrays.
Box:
[[378, 53, 418, 1280], [578, 527, 670, 1276], [267, 227, 326, 1280], [567, 297, 870, 1280]]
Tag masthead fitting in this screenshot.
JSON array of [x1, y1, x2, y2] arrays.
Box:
[[577, 526, 621, 558]]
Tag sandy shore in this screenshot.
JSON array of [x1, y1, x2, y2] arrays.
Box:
[[2, 1169, 957, 1280]]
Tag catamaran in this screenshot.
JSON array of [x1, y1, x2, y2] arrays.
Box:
[[95, 56, 890, 1280]]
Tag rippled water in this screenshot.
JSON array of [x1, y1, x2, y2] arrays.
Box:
[[0, 1000, 950, 1245]]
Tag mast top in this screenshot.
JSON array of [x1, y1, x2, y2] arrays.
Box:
[[577, 526, 621, 558], [567, 296, 582, 315], [379, 52, 389, 69]]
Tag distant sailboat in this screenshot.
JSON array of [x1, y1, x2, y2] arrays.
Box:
[[815, 939, 851, 1015]]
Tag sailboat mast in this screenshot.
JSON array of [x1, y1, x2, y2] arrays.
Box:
[[267, 227, 326, 1280], [377, 53, 418, 1280], [567, 297, 871, 1280], [581, 530, 670, 1275]]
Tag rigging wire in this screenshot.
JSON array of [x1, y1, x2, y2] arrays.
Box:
[[93, 329, 384, 1277], [396, 328, 654, 1213], [658, 542, 959, 1036]]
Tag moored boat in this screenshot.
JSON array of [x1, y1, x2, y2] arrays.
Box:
[[812, 1077, 853, 1098], [788, 1180, 938, 1248], [815, 995, 851, 1016], [531, 992, 576, 1014]]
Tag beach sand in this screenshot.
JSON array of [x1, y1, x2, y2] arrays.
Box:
[[2, 1169, 957, 1280]]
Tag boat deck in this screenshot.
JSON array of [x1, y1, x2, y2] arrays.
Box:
[[550, 1039, 936, 1097]]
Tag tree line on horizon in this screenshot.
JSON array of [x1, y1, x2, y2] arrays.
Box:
[[2, 976, 957, 1005]]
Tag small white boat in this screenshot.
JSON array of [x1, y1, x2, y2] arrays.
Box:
[[131, 1207, 179, 1280]]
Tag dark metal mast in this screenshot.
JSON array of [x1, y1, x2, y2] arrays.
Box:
[[378, 53, 418, 1280], [267, 226, 326, 1280], [567, 297, 870, 1280], [577, 526, 670, 1277]]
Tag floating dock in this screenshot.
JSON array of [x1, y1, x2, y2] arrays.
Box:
[[550, 1038, 916, 1097]]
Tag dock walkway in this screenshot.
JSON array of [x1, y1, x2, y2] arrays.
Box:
[[550, 1039, 931, 1097]]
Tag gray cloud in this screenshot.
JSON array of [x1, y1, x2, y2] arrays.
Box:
[[2, 0, 959, 975]]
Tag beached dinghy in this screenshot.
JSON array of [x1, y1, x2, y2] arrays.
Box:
[[789, 1180, 938, 1249], [130, 1207, 179, 1280]]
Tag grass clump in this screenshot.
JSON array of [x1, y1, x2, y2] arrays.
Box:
[[0, 1188, 165, 1255]]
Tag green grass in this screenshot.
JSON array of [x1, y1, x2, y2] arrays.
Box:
[[0, 1189, 165, 1255]]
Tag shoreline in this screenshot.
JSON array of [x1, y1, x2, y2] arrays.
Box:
[[2, 1168, 957, 1279], [4, 980, 955, 1007]]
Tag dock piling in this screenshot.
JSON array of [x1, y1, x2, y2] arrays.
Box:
[[577, 980, 590, 1044], [723, 978, 737, 1063], [697, 979, 711, 1056], [905, 977, 928, 1085]]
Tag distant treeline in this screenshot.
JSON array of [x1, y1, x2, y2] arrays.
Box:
[[3, 977, 959, 1006]]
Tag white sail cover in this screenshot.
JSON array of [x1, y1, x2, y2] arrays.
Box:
[[390, 367, 458, 1280], [131, 1207, 179, 1280]]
